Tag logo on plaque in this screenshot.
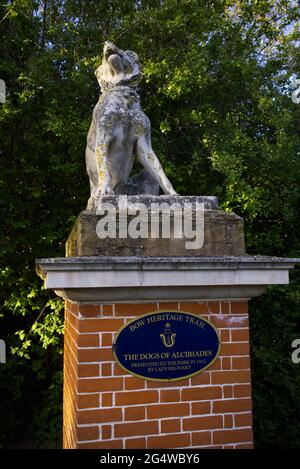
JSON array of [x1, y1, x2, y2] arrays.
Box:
[[113, 310, 221, 381], [160, 323, 176, 348]]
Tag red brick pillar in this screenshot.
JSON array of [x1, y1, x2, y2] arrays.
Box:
[[63, 300, 253, 449]]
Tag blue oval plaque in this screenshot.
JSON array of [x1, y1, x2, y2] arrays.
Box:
[[113, 310, 221, 381]]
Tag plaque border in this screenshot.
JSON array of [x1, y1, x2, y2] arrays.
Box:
[[112, 309, 221, 382]]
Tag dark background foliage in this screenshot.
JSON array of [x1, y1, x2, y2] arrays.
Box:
[[0, 0, 299, 448]]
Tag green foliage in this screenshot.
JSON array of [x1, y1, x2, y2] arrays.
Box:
[[0, 0, 299, 448], [251, 276, 300, 448]]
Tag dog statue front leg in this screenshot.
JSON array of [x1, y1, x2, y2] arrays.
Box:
[[94, 138, 114, 197], [136, 135, 177, 195]]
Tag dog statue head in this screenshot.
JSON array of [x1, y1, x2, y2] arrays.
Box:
[[95, 42, 142, 92]]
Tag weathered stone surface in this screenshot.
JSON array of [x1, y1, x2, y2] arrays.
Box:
[[95, 194, 218, 210], [66, 195, 245, 257], [85, 41, 176, 210]]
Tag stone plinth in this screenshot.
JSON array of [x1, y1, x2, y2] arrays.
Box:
[[36, 256, 296, 304], [66, 196, 245, 257]]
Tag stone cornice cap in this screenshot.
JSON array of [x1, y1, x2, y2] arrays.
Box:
[[35, 256, 300, 304]]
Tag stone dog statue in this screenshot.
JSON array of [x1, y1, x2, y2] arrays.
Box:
[[85, 42, 176, 209]]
